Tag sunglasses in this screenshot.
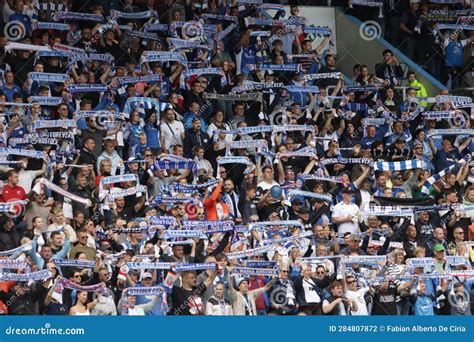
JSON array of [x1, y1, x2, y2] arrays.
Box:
[[316, 271, 325, 275], [347, 280, 356, 284]]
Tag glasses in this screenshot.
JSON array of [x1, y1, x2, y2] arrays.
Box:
[[197, 213, 205, 216], [316, 271, 325, 275], [74, 275, 82, 278], [396, 177, 403, 180], [455, 231, 464, 235], [347, 280, 356, 284], [281, 270, 289, 273], [145, 154, 153, 157]]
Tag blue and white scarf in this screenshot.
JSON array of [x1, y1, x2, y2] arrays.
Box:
[[286, 86, 319, 93], [436, 95, 472, 103], [36, 178, 92, 207], [303, 25, 332, 35], [163, 230, 207, 240], [345, 85, 378, 93], [230, 267, 279, 277], [172, 180, 219, 193], [361, 207, 413, 217], [30, 72, 68, 83], [0, 148, 44, 158], [373, 160, 424, 171], [0, 259, 28, 268], [29, 96, 63, 106], [245, 261, 277, 268], [104, 185, 147, 202], [0, 269, 52, 281], [226, 245, 275, 260], [217, 156, 254, 166], [203, 92, 263, 102], [173, 262, 216, 272], [184, 67, 223, 78], [143, 23, 170, 32], [101, 174, 138, 187], [127, 286, 166, 296], [31, 22, 70, 31], [68, 53, 114, 68], [343, 255, 386, 266], [296, 174, 344, 188], [32, 119, 76, 131], [420, 159, 464, 195], [225, 139, 268, 153], [35, 50, 71, 59], [167, 38, 202, 49], [304, 72, 341, 81], [149, 216, 177, 226], [201, 13, 238, 23], [110, 10, 157, 20], [140, 51, 188, 67], [263, 231, 312, 245], [244, 17, 305, 27], [151, 196, 200, 206], [53, 11, 104, 22], [422, 111, 456, 120], [288, 189, 333, 203], [149, 160, 196, 173], [116, 74, 161, 87], [427, 129, 474, 138], [182, 220, 234, 230], [68, 84, 108, 93], [320, 157, 372, 166], [53, 259, 95, 268], [231, 82, 284, 93], [0, 242, 32, 256], [437, 23, 474, 30], [249, 220, 303, 230], [126, 262, 173, 270], [75, 110, 121, 119], [247, 64, 301, 72]]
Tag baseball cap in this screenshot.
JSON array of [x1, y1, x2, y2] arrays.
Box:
[[433, 244, 445, 252], [142, 272, 153, 279]]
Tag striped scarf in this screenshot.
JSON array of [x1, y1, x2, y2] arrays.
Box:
[[373, 160, 424, 171]]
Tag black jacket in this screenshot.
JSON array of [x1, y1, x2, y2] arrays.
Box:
[[0, 225, 21, 252]]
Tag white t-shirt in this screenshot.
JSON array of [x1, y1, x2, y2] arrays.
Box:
[[332, 201, 360, 234], [345, 287, 370, 316], [302, 278, 321, 304], [18, 170, 37, 194], [160, 120, 184, 150], [257, 180, 279, 192]]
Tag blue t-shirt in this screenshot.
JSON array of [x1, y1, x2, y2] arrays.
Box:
[[144, 122, 160, 149], [2, 85, 22, 101], [445, 41, 464, 67], [9, 13, 31, 36]]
